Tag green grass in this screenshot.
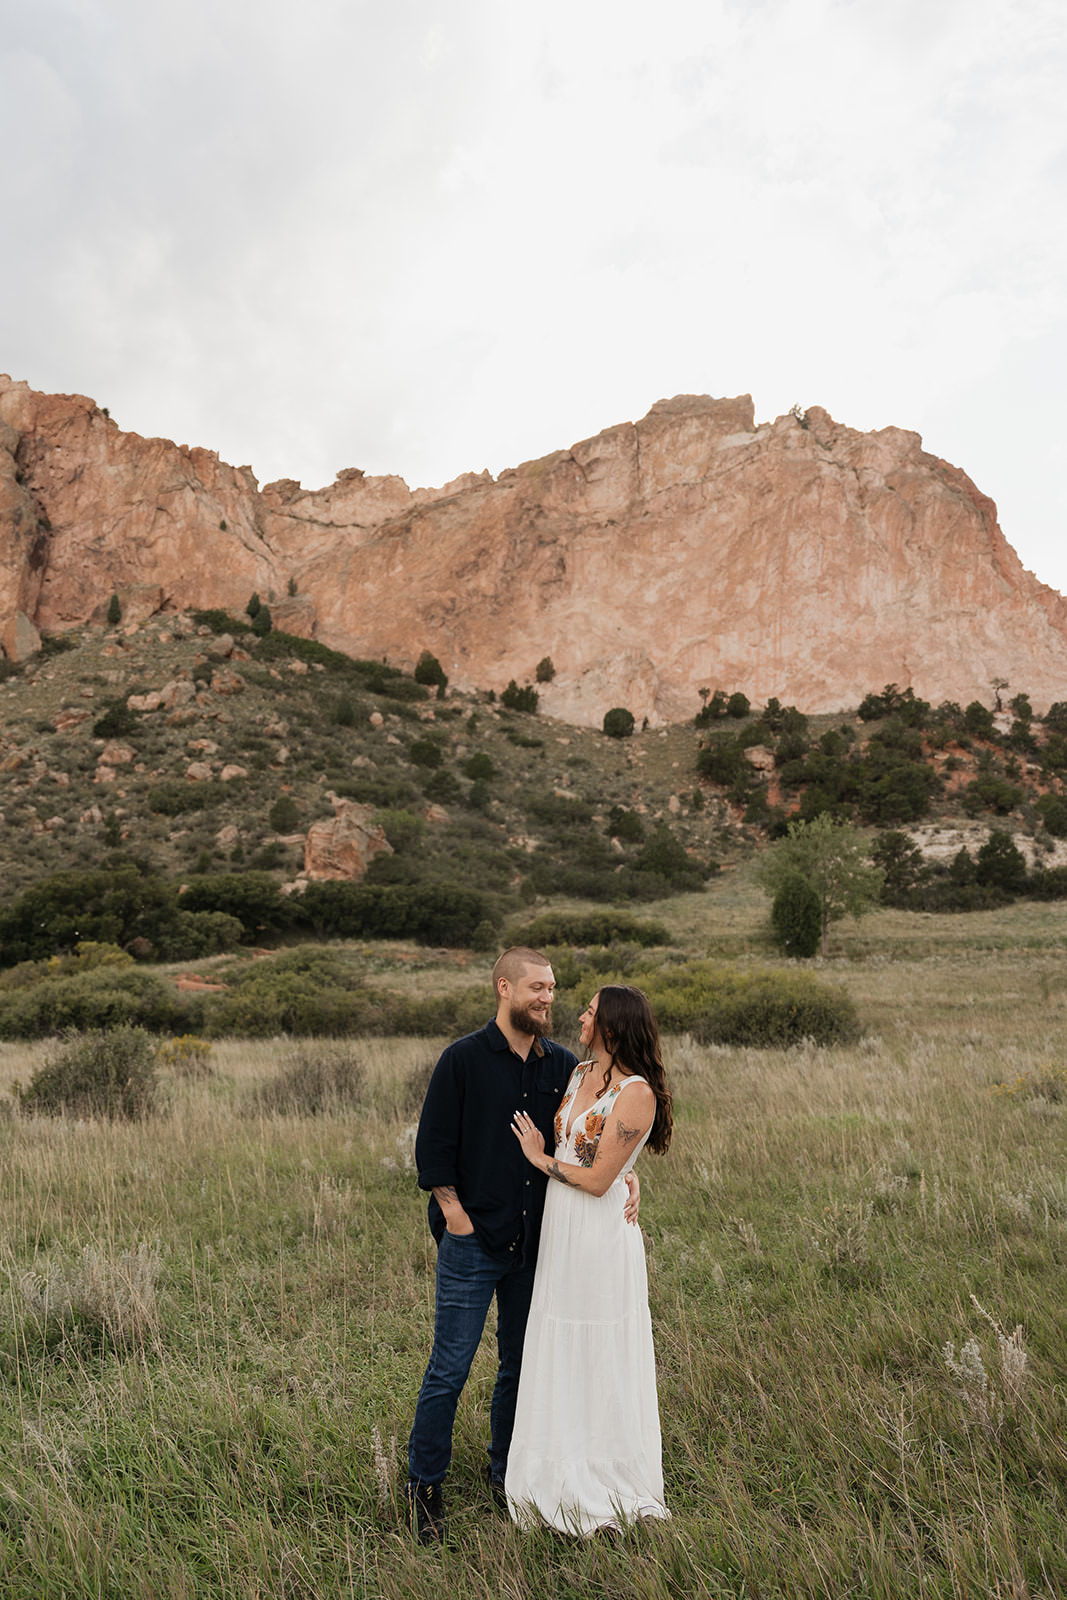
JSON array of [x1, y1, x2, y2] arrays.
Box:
[[1, 916, 1066, 1598]]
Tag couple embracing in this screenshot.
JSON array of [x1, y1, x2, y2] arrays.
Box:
[[406, 945, 673, 1542]]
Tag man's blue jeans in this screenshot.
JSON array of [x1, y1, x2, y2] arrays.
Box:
[[407, 1230, 535, 1488]]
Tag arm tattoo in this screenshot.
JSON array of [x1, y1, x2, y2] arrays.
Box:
[[614, 1119, 644, 1147], [545, 1160, 576, 1188], [434, 1186, 459, 1204]]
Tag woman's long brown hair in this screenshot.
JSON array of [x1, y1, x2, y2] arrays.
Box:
[[592, 984, 673, 1154]]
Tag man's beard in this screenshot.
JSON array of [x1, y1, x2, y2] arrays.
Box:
[[510, 1001, 551, 1037]]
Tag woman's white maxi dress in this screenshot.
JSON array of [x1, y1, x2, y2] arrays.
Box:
[[505, 1063, 670, 1535]]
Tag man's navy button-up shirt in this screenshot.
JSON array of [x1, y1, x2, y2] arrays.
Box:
[[415, 1018, 577, 1266]]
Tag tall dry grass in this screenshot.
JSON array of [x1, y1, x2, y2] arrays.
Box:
[[1, 913, 1065, 1597]]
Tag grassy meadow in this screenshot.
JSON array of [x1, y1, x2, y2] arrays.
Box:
[[0, 884, 1066, 1598]]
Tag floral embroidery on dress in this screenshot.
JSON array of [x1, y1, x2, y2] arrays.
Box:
[[573, 1112, 605, 1167]]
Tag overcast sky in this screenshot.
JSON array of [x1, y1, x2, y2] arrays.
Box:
[[4, 0, 1066, 591]]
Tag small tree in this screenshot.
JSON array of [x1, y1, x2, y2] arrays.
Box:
[[246, 592, 262, 619], [501, 680, 539, 713], [535, 656, 556, 683], [106, 593, 122, 626], [975, 830, 1027, 894], [602, 707, 635, 739], [414, 650, 448, 697], [251, 605, 272, 636], [770, 872, 822, 957], [757, 813, 884, 956], [726, 691, 751, 719]]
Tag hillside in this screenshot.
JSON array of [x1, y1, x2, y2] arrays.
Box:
[[2, 612, 1066, 930], [4, 377, 1067, 725]]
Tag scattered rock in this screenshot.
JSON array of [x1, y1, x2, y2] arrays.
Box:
[[210, 668, 245, 695], [98, 741, 135, 765], [185, 761, 213, 781], [303, 799, 393, 881], [220, 764, 247, 781]]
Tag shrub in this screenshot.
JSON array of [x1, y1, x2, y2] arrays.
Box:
[[246, 592, 262, 619], [178, 873, 293, 940], [535, 657, 556, 683], [106, 593, 122, 625], [726, 692, 751, 719], [555, 961, 859, 1047], [156, 1035, 214, 1078], [269, 795, 301, 833], [414, 651, 448, 695], [511, 911, 670, 948], [147, 783, 225, 816], [409, 737, 443, 768], [605, 805, 645, 843], [770, 873, 822, 957], [422, 770, 463, 805], [463, 752, 496, 782], [92, 698, 138, 739], [602, 707, 636, 739], [634, 824, 703, 889], [975, 831, 1028, 894], [501, 680, 539, 713], [378, 808, 427, 852], [0, 967, 198, 1039], [251, 605, 273, 636], [248, 1045, 367, 1116], [1035, 794, 1067, 838], [15, 1026, 159, 1118], [190, 609, 252, 636]]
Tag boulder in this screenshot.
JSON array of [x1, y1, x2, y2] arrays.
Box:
[[303, 798, 393, 881]]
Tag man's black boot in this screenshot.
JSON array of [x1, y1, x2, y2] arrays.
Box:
[[407, 1481, 446, 1545], [485, 1465, 507, 1511]]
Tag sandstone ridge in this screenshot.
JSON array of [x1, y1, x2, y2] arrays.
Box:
[[2, 375, 1065, 725]]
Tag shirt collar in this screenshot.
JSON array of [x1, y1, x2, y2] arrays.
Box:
[[485, 1018, 546, 1059]]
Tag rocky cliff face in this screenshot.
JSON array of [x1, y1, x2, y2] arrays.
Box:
[[3, 375, 1065, 724]]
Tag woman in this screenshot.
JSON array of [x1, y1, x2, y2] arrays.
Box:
[[506, 983, 673, 1535]]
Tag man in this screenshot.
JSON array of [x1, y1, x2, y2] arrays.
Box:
[[406, 946, 637, 1543]]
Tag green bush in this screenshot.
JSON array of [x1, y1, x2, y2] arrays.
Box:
[[511, 911, 670, 948], [727, 692, 751, 719], [190, 609, 252, 636], [535, 657, 556, 683], [147, 783, 226, 816], [15, 1026, 159, 1118], [414, 651, 448, 695], [1035, 794, 1067, 838], [549, 960, 859, 1047], [106, 593, 122, 625], [501, 680, 539, 713], [770, 873, 822, 957], [0, 967, 199, 1040], [409, 738, 443, 768], [206, 951, 378, 1038], [297, 880, 496, 946], [247, 1044, 367, 1116], [269, 795, 301, 833], [634, 962, 859, 1046], [92, 699, 138, 739], [178, 873, 293, 940], [605, 805, 645, 843], [463, 752, 496, 782], [251, 605, 273, 636], [602, 707, 635, 739]]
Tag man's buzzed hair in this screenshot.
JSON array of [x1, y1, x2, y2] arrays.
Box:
[[492, 946, 552, 995]]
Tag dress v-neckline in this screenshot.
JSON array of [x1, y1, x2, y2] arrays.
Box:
[[564, 1062, 626, 1143]]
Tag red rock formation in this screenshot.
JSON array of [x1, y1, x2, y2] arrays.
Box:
[[2, 375, 1066, 722], [302, 798, 392, 882]]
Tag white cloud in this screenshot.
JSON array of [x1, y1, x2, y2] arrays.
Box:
[[3, 0, 1066, 591]]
